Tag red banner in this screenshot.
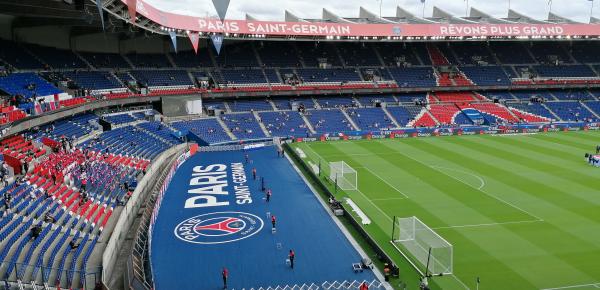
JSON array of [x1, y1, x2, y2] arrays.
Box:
[[124, 0, 600, 38]]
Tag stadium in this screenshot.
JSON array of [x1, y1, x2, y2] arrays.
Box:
[[0, 0, 599, 289]]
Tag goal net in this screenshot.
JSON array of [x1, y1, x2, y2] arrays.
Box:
[[392, 216, 453, 275], [329, 161, 357, 191]]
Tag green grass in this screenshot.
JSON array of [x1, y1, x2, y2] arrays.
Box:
[[290, 131, 600, 290]]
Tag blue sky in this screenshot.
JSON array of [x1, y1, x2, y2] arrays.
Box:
[[145, 0, 599, 23]]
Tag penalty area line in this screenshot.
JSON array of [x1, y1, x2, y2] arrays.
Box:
[[432, 219, 544, 230], [541, 282, 600, 290]]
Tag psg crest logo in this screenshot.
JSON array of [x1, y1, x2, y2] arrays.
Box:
[[174, 212, 264, 244]]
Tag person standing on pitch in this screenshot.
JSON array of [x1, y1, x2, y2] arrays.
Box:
[[271, 215, 276, 229], [222, 267, 228, 289], [266, 189, 272, 203], [252, 168, 257, 180], [288, 249, 295, 269], [245, 153, 249, 164]]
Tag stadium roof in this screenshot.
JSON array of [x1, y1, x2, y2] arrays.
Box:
[[2, 0, 600, 41]]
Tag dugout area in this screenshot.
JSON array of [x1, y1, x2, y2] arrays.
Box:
[[149, 146, 383, 289]]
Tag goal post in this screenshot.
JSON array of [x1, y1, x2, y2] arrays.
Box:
[[391, 216, 453, 276], [329, 161, 357, 191]]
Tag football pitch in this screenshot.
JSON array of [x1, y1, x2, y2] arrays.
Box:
[[290, 131, 600, 290]]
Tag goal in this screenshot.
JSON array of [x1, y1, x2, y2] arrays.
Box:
[[392, 216, 453, 275], [329, 161, 357, 191]]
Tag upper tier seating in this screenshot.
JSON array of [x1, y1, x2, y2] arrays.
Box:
[[62, 71, 123, 91], [214, 43, 259, 67], [296, 68, 361, 83], [544, 101, 598, 122], [0, 73, 62, 98], [528, 42, 572, 64], [337, 43, 381, 66], [296, 42, 341, 67], [264, 69, 280, 84], [450, 43, 495, 65], [569, 42, 600, 63], [377, 43, 427, 66], [305, 109, 354, 134], [533, 65, 596, 78], [259, 111, 311, 138], [170, 51, 214, 68], [427, 44, 452, 66], [220, 69, 268, 84], [256, 42, 300, 67], [126, 53, 172, 68], [0, 40, 44, 69], [171, 118, 232, 144], [347, 108, 395, 130], [26, 45, 87, 69], [221, 113, 267, 140], [128, 70, 193, 87], [460, 66, 511, 86], [79, 52, 131, 69], [489, 42, 535, 64], [388, 67, 436, 88]]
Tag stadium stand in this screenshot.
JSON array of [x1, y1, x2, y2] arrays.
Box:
[[220, 113, 267, 140], [3, 6, 600, 290]]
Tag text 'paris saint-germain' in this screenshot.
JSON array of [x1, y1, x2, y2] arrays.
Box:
[[184, 163, 252, 209]]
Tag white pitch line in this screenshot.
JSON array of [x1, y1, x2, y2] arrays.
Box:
[[541, 282, 600, 290], [432, 219, 543, 230], [304, 144, 393, 223], [362, 167, 410, 199], [430, 165, 486, 190], [391, 149, 545, 222], [370, 197, 407, 202]]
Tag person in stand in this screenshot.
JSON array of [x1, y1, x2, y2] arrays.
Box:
[[81, 177, 87, 193], [69, 239, 79, 250], [30, 224, 42, 239], [222, 267, 228, 289], [252, 168, 257, 180], [288, 249, 295, 269], [44, 212, 55, 223], [266, 189, 272, 203], [3, 193, 11, 211]]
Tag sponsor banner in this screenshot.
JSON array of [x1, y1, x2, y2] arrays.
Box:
[[293, 122, 594, 143], [119, 0, 600, 38]]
